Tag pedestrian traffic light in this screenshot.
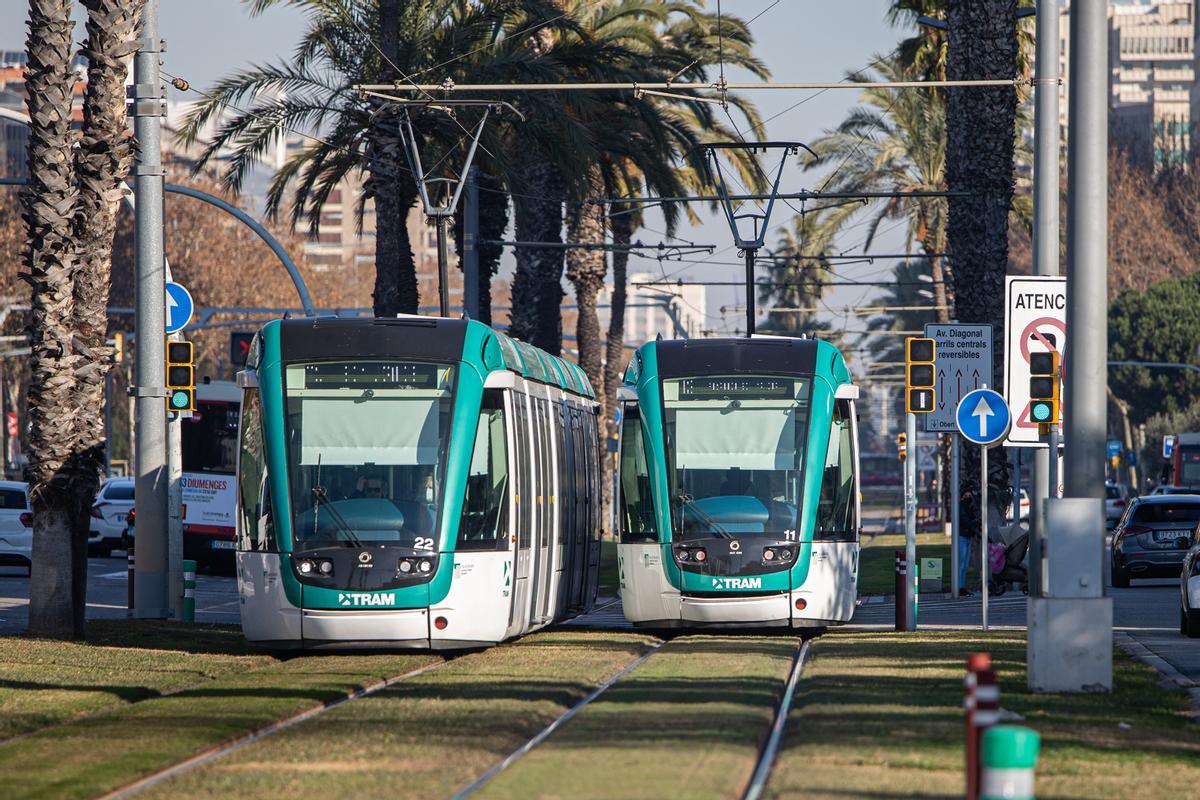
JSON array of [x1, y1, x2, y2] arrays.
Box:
[[905, 336, 936, 413], [896, 432, 907, 463], [1029, 350, 1059, 434], [165, 340, 195, 412], [230, 331, 254, 368]]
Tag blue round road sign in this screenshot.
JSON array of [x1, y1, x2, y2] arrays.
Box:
[[165, 282, 194, 334], [955, 388, 1011, 447]]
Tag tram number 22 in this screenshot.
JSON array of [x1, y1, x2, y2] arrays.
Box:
[[413, 537, 435, 551]]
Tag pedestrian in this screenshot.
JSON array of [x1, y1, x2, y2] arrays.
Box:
[[958, 486, 980, 596]]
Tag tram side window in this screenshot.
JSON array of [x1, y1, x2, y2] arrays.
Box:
[[618, 407, 657, 543], [238, 390, 275, 551], [459, 393, 509, 551], [815, 400, 856, 542]]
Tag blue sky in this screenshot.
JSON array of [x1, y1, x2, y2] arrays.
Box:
[[0, 0, 911, 331]]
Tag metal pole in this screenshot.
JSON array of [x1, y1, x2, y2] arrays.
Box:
[[463, 167, 480, 320], [951, 434, 961, 597], [1012, 448, 1021, 531], [981, 444, 989, 632], [905, 411, 917, 629], [167, 410, 182, 620], [1030, 0, 1061, 602], [132, 0, 170, 618], [1063, 0, 1108, 500], [1049, 424, 1060, 500], [103, 370, 112, 477], [744, 248, 756, 337], [436, 215, 450, 317]]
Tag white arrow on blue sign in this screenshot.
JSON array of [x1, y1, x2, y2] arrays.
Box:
[[165, 282, 194, 334], [955, 388, 1011, 447]]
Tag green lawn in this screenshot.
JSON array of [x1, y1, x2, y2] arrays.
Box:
[[857, 531, 960, 595], [137, 631, 657, 799], [765, 631, 1200, 799], [0, 628, 441, 800], [479, 634, 799, 800], [0, 621, 271, 741]]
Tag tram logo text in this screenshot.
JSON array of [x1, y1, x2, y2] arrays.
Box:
[[337, 592, 396, 607], [710, 577, 762, 590]]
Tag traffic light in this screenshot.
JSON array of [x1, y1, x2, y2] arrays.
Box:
[[1029, 350, 1060, 434], [230, 332, 254, 368], [905, 337, 936, 413], [113, 332, 125, 365], [896, 432, 907, 463], [165, 340, 195, 412]]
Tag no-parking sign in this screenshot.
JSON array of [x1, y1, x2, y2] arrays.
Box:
[[1003, 276, 1066, 447]]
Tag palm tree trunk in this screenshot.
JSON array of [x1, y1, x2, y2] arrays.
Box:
[[603, 207, 633, 416], [23, 0, 84, 638], [565, 171, 606, 393], [475, 174, 508, 326], [946, 0, 1017, 540], [510, 153, 565, 353]]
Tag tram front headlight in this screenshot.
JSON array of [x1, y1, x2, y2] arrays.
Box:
[[418, 559, 433, 574], [763, 548, 776, 562], [298, 559, 314, 575], [318, 560, 333, 575], [398, 559, 413, 574], [779, 548, 793, 562], [693, 548, 707, 563], [677, 548, 690, 561]]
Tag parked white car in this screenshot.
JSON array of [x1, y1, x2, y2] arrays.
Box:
[[1182, 542, 1200, 638], [0, 481, 31, 575], [88, 477, 134, 558]]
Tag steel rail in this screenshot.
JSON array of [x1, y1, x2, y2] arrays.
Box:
[[742, 639, 812, 800], [452, 640, 668, 798], [99, 658, 452, 799]]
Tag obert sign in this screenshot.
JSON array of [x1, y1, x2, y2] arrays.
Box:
[[1003, 276, 1066, 447]]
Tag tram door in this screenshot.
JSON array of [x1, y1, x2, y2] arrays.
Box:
[[506, 390, 532, 633], [539, 396, 559, 623]]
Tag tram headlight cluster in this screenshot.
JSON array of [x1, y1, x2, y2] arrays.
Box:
[[762, 547, 795, 565], [297, 558, 334, 576], [675, 546, 707, 563], [398, 558, 434, 576]]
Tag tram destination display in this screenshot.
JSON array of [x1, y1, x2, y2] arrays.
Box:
[[678, 376, 793, 400]]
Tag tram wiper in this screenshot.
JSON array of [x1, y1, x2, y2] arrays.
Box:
[[312, 486, 364, 547], [676, 496, 732, 540]]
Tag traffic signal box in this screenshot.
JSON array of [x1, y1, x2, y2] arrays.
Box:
[[897, 432, 907, 463], [905, 336, 936, 413], [1029, 350, 1060, 435], [166, 340, 195, 412]]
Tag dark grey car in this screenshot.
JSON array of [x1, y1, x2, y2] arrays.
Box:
[[1111, 495, 1200, 587]]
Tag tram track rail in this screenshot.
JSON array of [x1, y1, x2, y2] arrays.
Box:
[[452, 638, 668, 798], [741, 638, 812, 800], [98, 656, 453, 800]]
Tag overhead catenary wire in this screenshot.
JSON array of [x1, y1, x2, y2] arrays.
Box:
[[354, 78, 1022, 93]]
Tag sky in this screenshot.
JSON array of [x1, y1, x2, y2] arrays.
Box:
[[0, 0, 910, 336]]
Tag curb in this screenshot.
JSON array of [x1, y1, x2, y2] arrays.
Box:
[[857, 591, 954, 606], [1114, 631, 1200, 721]]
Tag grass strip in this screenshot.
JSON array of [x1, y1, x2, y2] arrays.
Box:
[[479, 634, 800, 800], [0, 621, 270, 741], [136, 631, 656, 799], [858, 531, 955, 595], [0, 644, 440, 800], [765, 630, 1200, 799]]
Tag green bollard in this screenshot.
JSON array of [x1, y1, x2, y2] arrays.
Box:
[[981, 725, 1040, 800], [183, 559, 196, 623]]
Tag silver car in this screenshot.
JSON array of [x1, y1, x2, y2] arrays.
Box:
[[88, 477, 134, 558], [1181, 542, 1200, 638], [1111, 495, 1200, 587], [0, 480, 31, 575]]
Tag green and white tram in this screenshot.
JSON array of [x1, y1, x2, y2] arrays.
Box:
[[235, 316, 602, 649], [615, 336, 861, 628]]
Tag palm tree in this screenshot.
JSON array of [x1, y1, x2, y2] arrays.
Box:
[[181, 0, 570, 316], [24, 0, 140, 638], [945, 0, 1018, 527], [801, 56, 951, 325], [760, 212, 836, 337], [23, 0, 83, 639]]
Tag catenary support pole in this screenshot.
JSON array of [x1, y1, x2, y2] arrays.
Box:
[[436, 215, 450, 317], [132, 0, 170, 619], [463, 167, 480, 319], [1030, 0, 1061, 601], [905, 411, 918, 629], [951, 434, 961, 596], [744, 249, 756, 337]]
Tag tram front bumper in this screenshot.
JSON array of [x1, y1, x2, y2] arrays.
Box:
[[301, 607, 430, 646], [679, 593, 792, 626]]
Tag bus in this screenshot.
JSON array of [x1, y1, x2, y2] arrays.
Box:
[[615, 335, 861, 629], [182, 380, 240, 569], [1169, 433, 1200, 488], [234, 316, 602, 649]]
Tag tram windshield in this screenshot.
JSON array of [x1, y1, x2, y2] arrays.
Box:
[[283, 360, 455, 548], [663, 375, 811, 540]]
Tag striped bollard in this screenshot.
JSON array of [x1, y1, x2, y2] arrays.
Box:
[[183, 559, 197, 623], [965, 652, 999, 800], [981, 726, 1040, 800], [894, 550, 906, 631], [126, 547, 135, 611]]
